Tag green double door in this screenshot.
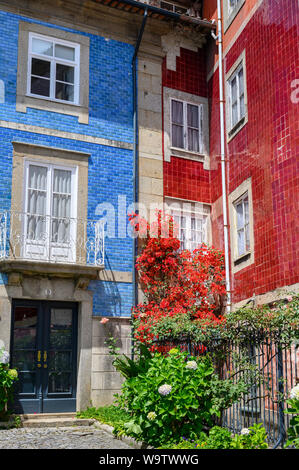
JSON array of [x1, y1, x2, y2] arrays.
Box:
[[11, 300, 78, 414]]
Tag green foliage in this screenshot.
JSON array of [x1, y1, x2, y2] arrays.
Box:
[[115, 349, 252, 447], [148, 293, 299, 346], [230, 423, 268, 449], [223, 293, 299, 346], [160, 424, 268, 449], [284, 394, 299, 449], [106, 337, 153, 380], [0, 349, 18, 420], [76, 405, 131, 430]]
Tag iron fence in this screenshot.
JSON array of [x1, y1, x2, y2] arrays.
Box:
[[154, 333, 298, 448]]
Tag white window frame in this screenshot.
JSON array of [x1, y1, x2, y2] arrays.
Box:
[[27, 32, 80, 105], [163, 87, 209, 166], [170, 98, 204, 154], [229, 177, 254, 273], [233, 192, 250, 258], [225, 51, 248, 140], [165, 198, 211, 252], [22, 160, 78, 262], [224, 0, 246, 31]]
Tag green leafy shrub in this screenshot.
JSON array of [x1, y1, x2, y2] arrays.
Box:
[[160, 424, 268, 449], [284, 384, 299, 448], [115, 348, 251, 447], [230, 423, 268, 449], [107, 338, 153, 380], [0, 349, 18, 420]]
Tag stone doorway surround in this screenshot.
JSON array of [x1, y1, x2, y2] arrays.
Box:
[[0, 272, 94, 412]]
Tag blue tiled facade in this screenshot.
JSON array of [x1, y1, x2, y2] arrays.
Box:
[[0, 10, 134, 317]]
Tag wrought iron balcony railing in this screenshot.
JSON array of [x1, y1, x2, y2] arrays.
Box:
[[0, 210, 105, 267]]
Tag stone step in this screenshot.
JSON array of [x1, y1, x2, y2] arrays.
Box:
[[22, 412, 77, 420], [19, 413, 94, 428]]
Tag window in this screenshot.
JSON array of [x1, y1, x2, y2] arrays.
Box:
[[229, 178, 254, 272], [171, 99, 203, 153], [23, 161, 77, 262], [233, 192, 250, 257], [28, 33, 80, 104], [163, 87, 209, 164], [228, 63, 245, 129], [223, 0, 245, 30], [226, 51, 248, 139], [165, 199, 210, 252], [17, 22, 90, 123]]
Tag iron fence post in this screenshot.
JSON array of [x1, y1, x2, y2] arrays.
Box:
[[274, 345, 287, 448]]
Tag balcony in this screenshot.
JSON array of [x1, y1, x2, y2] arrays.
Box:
[[0, 211, 105, 280]]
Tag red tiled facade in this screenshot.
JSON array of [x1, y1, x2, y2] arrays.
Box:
[[163, 0, 299, 305]]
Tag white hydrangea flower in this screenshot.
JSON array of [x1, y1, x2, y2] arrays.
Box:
[[290, 384, 299, 400], [0, 350, 9, 364], [240, 428, 250, 435], [158, 384, 172, 396], [147, 411, 157, 421], [186, 360, 198, 370]]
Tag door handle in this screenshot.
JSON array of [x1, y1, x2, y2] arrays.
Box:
[[37, 350, 41, 367], [43, 351, 48, 368]]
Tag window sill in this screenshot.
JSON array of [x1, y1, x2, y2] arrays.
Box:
[[227, 115, 247, 142], [26, 93, 80, 107], [234, 252, 251, 266], [16, 93, 88, 124], [170, 146, 206, 162]]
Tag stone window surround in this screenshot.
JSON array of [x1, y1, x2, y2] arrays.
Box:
[[10, 141, 89, 265], [223, 0, 246, 32], [17, 21, 90, 124], [163, 87, 210, 169], [225, 49, 248, 142], [228, 177, 255, 273]]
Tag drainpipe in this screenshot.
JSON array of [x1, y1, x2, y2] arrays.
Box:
[[214, 0, 232, 313], [131, 7, 148, 358]]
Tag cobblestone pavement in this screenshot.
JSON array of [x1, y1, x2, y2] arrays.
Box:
[[0, 425, 133, 449]]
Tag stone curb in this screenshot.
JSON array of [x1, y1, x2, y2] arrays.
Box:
[[92, 420, 151, 449]]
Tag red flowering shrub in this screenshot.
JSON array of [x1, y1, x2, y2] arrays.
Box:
[[129, 211, 227, 345]]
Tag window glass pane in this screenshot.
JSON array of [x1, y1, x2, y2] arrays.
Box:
[[172, 124, 184, 148], [31, 77, 50, 97], [53, 169, 72, 194], [236, 202, 244, 229], [171, 100, 184, 125], [238, 67, 244, 95], [55, 82, 74, 102], [239, 94, 245, 118], [238, 229, 245, 256], [27, 190, 47, 216], [32, 37, 53, 56], [13, 306, 38, 350], [55, 44, 75, 61], [187, 104, 199, 128], [52, 170, 72, 243], [56, 64, 75, 84], [28, 165, 47, 190], [48, 372, 71, 393], [232, 102, 238, 127], [31, 58, 51, 78], [17, 372, 36, 394], [188, 128, 199, 152], [231, 76, 237, 103]]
